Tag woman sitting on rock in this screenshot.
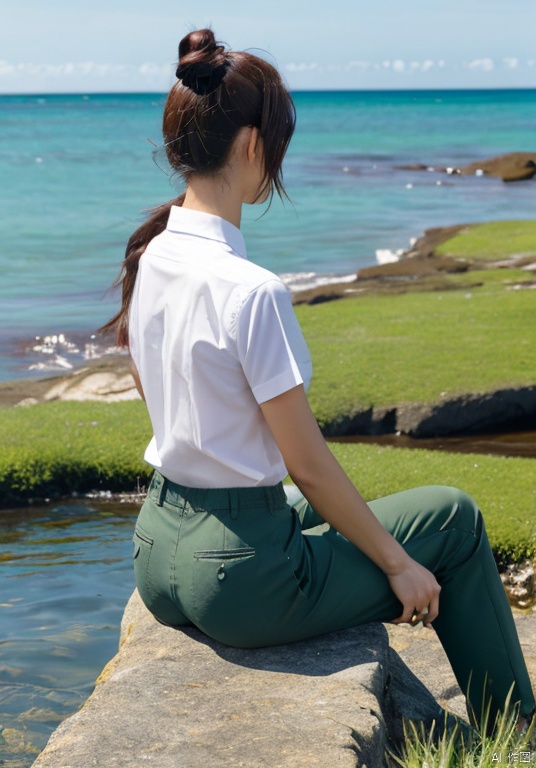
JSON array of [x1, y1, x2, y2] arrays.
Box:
[[104, 28, 534, 734]]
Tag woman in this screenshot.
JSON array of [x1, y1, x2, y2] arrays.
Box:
[[104, 29, 534, 732]]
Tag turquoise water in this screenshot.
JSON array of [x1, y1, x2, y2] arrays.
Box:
[[0, 501, 138, 766], [1, 89, 535, 379]]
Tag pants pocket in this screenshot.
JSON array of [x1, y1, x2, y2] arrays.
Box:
[[132, 525, 157, 604], [279, 510, 311, 594], [193, 547, 256, 579], [190, 547, 256, 624]]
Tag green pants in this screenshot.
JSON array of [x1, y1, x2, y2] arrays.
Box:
[[133, 472, 534, 726]]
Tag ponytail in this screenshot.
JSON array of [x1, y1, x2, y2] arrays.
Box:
[[100, 194, 184, 346]]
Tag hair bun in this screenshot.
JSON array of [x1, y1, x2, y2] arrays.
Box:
[[176, 29, 228, 95], [178, 28, 224, 63]]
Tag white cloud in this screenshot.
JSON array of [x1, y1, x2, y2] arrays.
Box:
[[138, 62, 170, 76], [0, 60, 16, 75], [0, 61, 132, 78], [346, 58, 441, 76], [503, 57, 519, 69], [0, 58, 175, 93], [347, 60, 371, 70], [285, 62, 318, 73], [408, 60, 434, 72], [466, 58, 495, 72]]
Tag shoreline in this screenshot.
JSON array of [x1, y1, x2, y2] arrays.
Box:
[[3, 209, 536, 383]]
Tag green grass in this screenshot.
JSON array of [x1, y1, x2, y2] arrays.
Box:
[[1, 402, 534, 561], [436, 220, 536, 261], [0, 401, 153, 504], [329, 442, 536, 563], [297, 272, 536, 427], [387, 697, 534, 767]]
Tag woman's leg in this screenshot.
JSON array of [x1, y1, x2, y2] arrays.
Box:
[[288, 484, 534, 728]]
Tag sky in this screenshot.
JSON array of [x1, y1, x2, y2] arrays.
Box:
[[1, 0, 535, 94]]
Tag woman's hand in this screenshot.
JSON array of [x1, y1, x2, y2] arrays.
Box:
[[386, 557, 441, 628]]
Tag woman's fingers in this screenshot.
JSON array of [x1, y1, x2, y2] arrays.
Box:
[[387, 560, 441, 627]]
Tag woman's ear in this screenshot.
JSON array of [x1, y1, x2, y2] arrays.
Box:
[[246, 126, 261, 164], [242, 126, 267, 205]]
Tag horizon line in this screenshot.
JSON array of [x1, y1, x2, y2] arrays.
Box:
[[1, 85, 536, 98]]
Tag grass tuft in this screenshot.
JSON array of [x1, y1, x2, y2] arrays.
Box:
[[387, 690, 534, 767]]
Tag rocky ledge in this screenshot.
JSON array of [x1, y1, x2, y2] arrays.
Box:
[[31, 591, 536, 768], [293, 221, 536, 305], [31, 590, 445, 768], [0, 355, 140, 408], [321, 385, 536, 439]]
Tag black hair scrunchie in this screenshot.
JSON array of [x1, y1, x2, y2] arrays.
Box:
[[175, 62, 228, 95]]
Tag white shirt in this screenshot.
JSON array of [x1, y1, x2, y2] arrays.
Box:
[[129, 206, 312, 488]]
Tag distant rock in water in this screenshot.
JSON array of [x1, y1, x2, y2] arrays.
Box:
[[396, 152, 536, 182], [459, 152, 536, 182]]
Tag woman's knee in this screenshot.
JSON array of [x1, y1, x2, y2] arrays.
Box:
[[433, 486, 482, 536]]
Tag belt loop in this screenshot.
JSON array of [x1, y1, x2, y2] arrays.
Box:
[[229, 489, 239, 519], [156, 477, 168, 507]]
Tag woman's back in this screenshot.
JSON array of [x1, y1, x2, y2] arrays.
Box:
[[129, 205, 311, 487]]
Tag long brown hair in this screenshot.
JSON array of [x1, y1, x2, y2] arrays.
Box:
[[102, 28, 296, 346]]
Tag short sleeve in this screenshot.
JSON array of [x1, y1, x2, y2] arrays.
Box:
[[236, 280, 312, 404]]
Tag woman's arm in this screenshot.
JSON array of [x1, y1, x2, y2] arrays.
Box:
[[260, 384, 440, 626]]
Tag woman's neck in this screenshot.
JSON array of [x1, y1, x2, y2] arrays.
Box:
[[182, 173, 243, 229]]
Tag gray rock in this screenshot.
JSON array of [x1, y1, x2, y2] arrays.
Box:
[[33, 590, 441, 768], [395, 385, 536, 438], [316, 386, 536, 440]]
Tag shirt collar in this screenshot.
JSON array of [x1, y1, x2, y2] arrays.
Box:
[[166, 206, 247, 260]]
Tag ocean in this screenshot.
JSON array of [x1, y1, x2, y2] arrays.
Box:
[[1, 89, 535, 381]]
